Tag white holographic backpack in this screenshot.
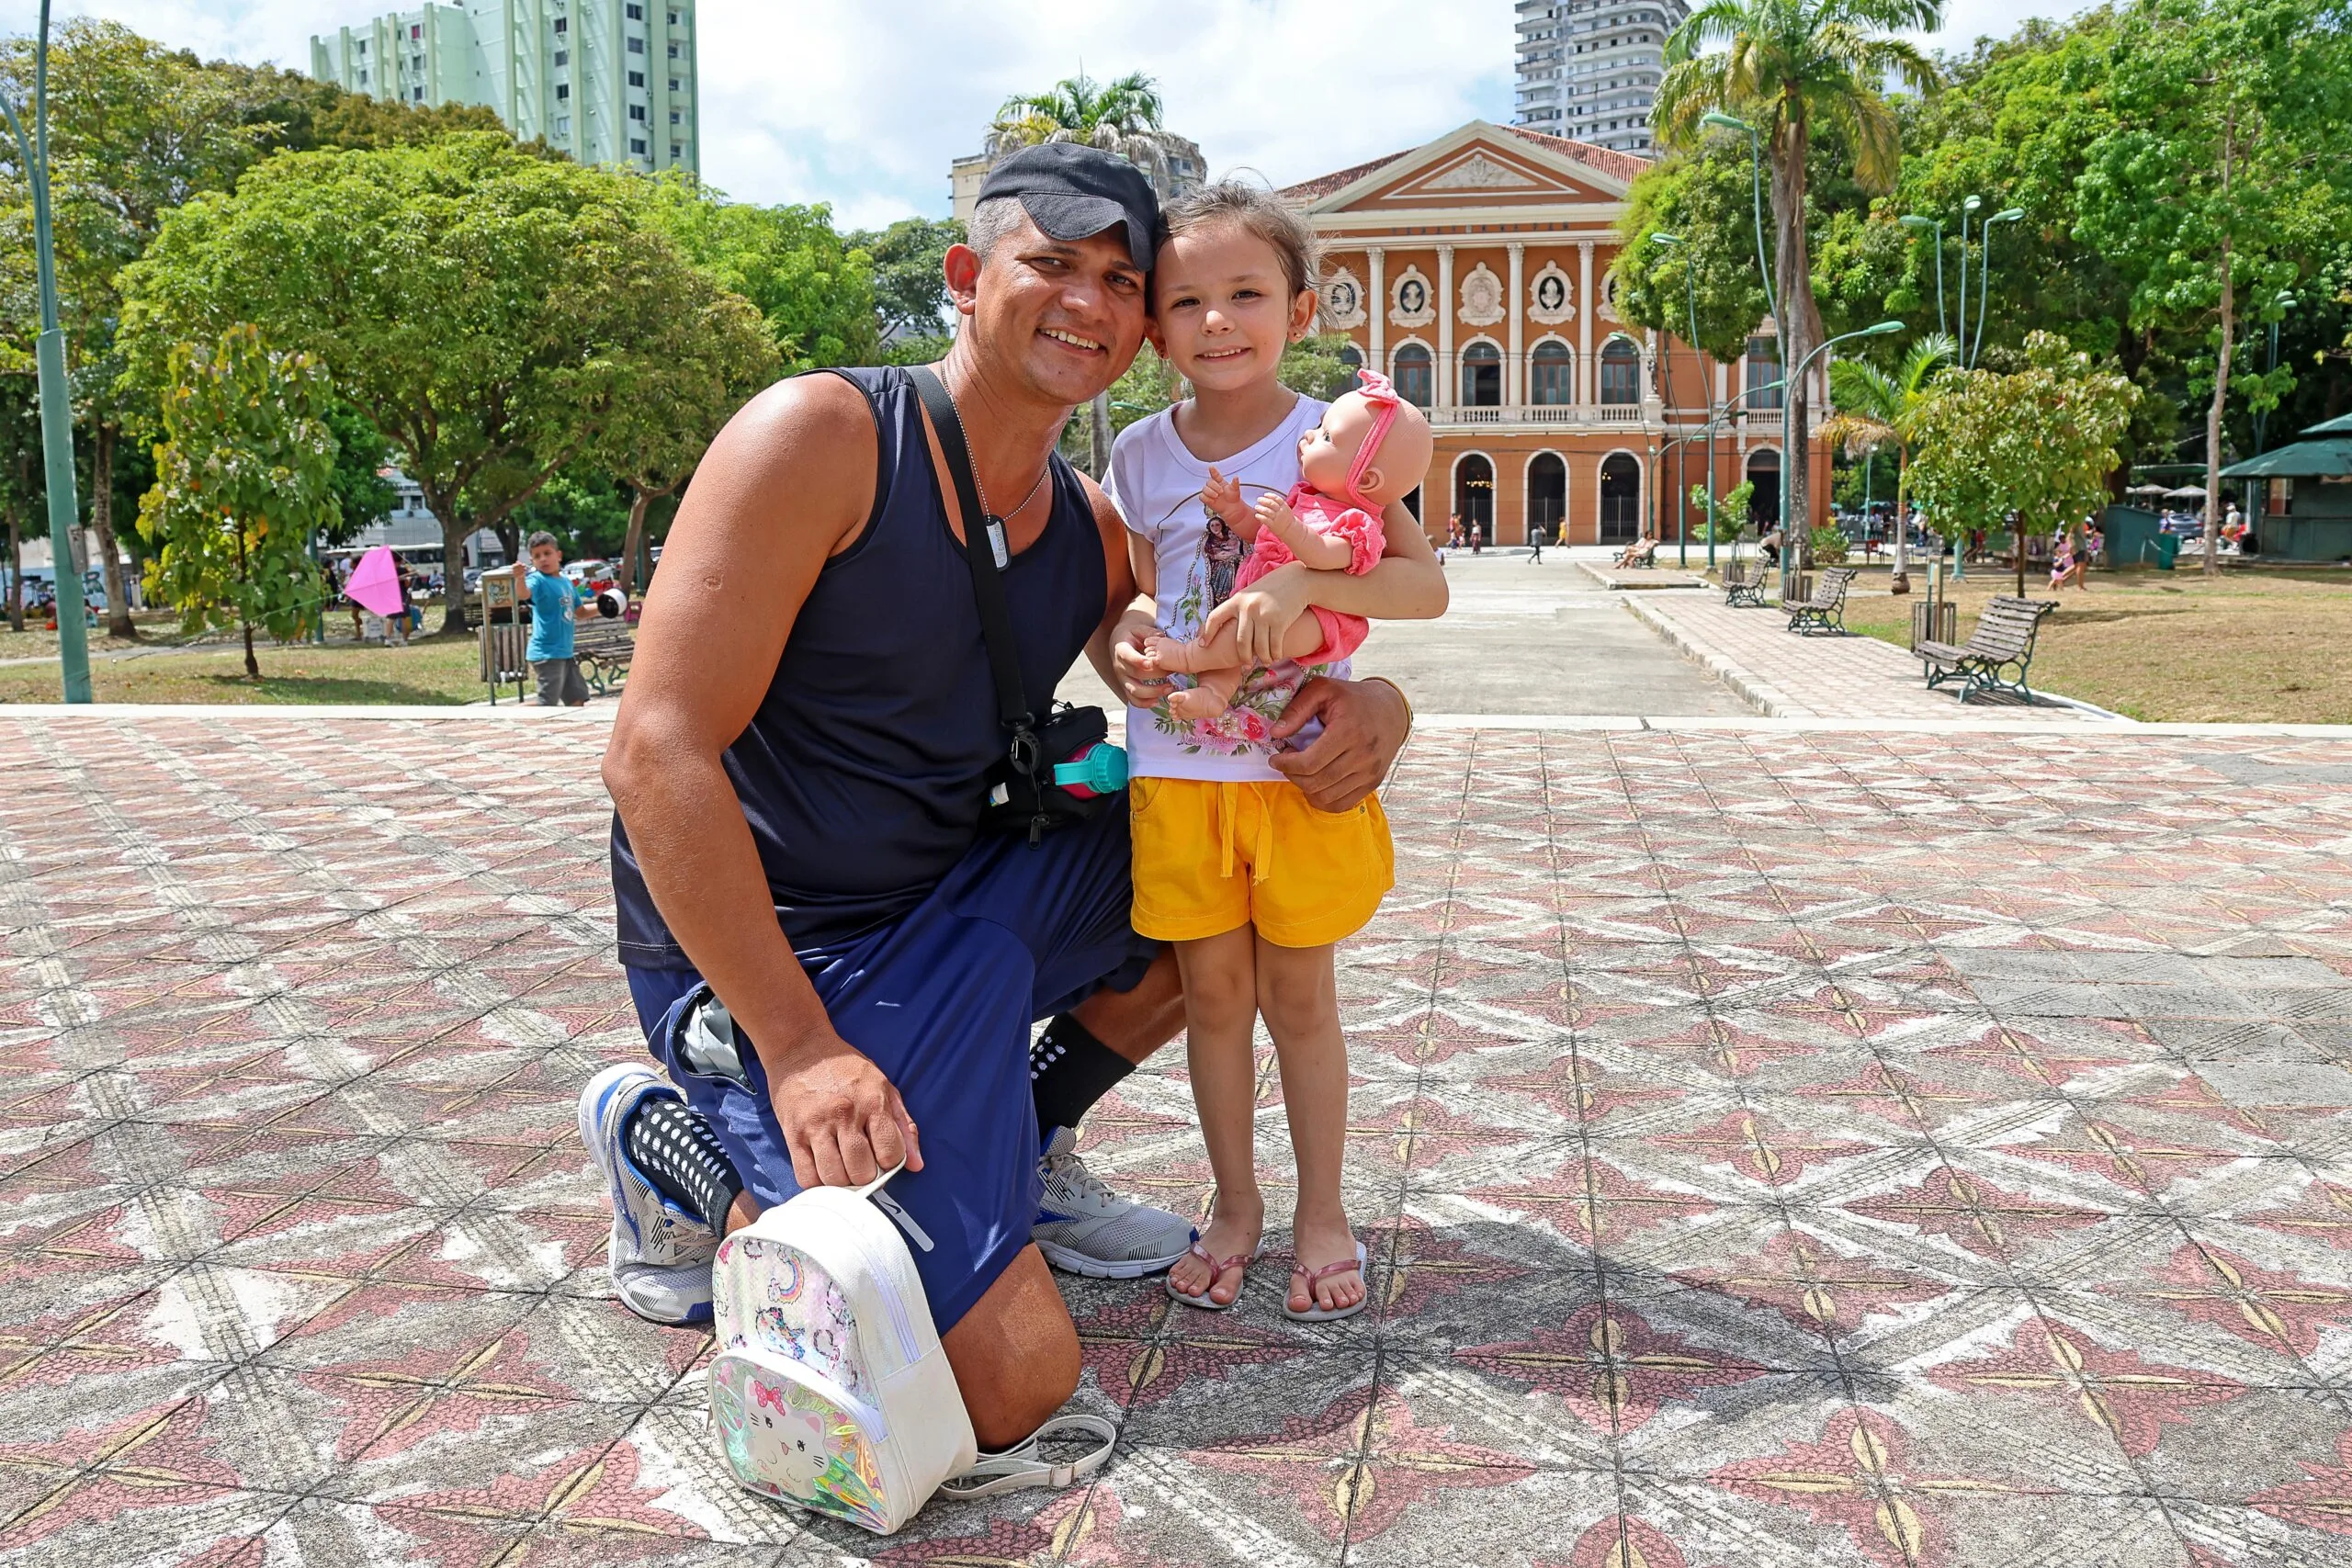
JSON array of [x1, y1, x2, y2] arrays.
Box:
[[707, 1167, 1114, 1535]]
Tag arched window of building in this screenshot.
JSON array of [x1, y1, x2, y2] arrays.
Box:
[[1527, 453, 1566, 543], [1339, 343, 1364, 394], [1530, 341, 1576, 405], [1394, 343, 1433, 409], [1745, 335, 1782, 410], [1453, 454, 1495, 544], [1600, 453, 1641, 542], [1745, 449, 1782, 527], [1460, 341, 1501, 407], [1600, 337, 1641, 405]]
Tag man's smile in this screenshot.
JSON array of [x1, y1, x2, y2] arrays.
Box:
[[1040, 327, 1107, 355]]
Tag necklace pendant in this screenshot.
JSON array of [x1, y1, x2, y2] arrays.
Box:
[[984, 515, 1010, 569]]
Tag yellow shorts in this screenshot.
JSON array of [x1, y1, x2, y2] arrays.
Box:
[[1128, 777, 1393, 948]]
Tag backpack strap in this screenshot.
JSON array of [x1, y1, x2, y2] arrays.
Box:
[[934, 1414, 1117, 1501]]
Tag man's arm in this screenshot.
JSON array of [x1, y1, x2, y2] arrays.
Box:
[[602, 375, 921, 1188]]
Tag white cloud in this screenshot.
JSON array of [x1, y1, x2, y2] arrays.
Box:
[[2, 0, 2097, 227]]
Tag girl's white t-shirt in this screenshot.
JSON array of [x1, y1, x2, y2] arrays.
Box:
[[1103, 395, 1346, 783]]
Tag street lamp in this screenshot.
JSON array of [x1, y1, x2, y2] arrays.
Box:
[[1780, 320, 1905, 597], [1897, 214, 1947, 337], [1969, 209, 2024, 369], [1651, 231, 1708, 567], [2250, 290, 2297, 523], [1702, 110, 1799, 590], [0, 2, 92, 702], [1955, 197, 1982, 379]]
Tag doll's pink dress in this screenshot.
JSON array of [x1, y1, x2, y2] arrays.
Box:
[[1232, 484, 1385, 663]]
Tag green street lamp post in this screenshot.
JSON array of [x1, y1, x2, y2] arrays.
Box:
[[1897, 214, 1947, 337], [0, 2, 92, 702], [1969, 209, 2024, 369], [1956, 197, 1981, 376], [1780, 321, 1905, 598], [1651, 232, 1708, 568], [2249, 290, 2296, 523]]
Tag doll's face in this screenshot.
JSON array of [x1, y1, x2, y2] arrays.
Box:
[[1297, 389, 1433, 506]]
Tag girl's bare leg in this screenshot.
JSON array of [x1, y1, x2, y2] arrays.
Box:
[[1254, 936, 1363, 1316], [1164, 926, 1265, 1307]]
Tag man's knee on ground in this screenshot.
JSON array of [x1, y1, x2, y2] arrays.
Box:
[[941, 1247, 1081, 1451]]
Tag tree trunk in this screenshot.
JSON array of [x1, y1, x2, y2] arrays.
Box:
[[242, 616, 258, 679], [90, 423, 137, 640], [1891, 447, 1911, 592], [618, 484, 654, 598], [6, 511, 21, 633], [1087, 391, 1112, 479], [418, 490, 474, 635]]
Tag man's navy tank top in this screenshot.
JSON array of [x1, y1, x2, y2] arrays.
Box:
[[609, 366, 1106, 966]]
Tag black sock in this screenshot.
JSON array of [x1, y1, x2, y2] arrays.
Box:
[[1029, 1013, 1136, 1138], [624, 1095, 742, 1229]]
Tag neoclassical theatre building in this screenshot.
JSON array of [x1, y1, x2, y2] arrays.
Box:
[[1280, 121, 1832, 546]]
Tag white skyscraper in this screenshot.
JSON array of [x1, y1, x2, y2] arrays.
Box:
[[311, 0, 699, 175], [1512, 0, 1687, 157]]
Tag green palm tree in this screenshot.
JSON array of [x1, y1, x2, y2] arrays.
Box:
[[987, 72, 1182, 191], [1821, 332, 1954, 591], [1655, 0, 1941, 541], [985, 72, 1187, 476]]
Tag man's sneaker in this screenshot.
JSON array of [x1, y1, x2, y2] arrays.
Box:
[[1031, 1126, 1195, 1279], [577, 1062, 718, 1325]]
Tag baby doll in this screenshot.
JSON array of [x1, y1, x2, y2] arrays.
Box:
[[1145, 372, 1434, 720]]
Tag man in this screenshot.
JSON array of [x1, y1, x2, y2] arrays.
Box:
[[501, 531, 594, 706], [580, 145, 1412, 1450]]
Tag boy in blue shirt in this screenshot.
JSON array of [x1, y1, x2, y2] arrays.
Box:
[[503, 530, 594, 705]]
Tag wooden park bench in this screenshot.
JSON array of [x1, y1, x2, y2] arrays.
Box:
[[1917, 595, 2057, 704], [574, 618, 638, 696], [1784, 567, 1859, 636], [1721, 558, 1767, 608]]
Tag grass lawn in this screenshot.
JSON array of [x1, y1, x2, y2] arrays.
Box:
[[0, 636, 495, 706], [1824, 561, 2352, 724]]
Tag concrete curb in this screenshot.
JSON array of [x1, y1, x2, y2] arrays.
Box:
[[1620, 597, 1810, 717]]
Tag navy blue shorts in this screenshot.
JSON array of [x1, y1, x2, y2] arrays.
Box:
[[624, 805, 1153, 1333]]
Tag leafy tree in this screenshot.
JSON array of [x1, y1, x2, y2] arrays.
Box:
[[1278, 333, 1363, 404], [1904, 331, 2140, 594], [643, 175, 877, 371], [2073, 0, 2352, 573], [507, 468, 633, 563], [0, 374, 38, 631], [1656, 0, 1942, 538], [120, 133, 737, 633], [0, 18, 271, 637], [851, 215, 964, 355], [136, 325, 340, 676], [1820, 332, 1954, 587], [585, 260, 777, 595], [1105, 342, 1178, 437], [321, 402, 395, 547]]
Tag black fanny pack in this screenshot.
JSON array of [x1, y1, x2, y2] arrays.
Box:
[[907, 365, 1120, 845]]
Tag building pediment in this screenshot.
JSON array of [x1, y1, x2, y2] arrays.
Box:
[[1288, 121, 1633, 217]]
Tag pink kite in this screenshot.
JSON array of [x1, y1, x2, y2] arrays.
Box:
[[345, 547, 404, 617]]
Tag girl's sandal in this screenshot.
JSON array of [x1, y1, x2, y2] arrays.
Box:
[[1283, 1240, 1370, 1323], [1167, 1238, 1262, 1312]]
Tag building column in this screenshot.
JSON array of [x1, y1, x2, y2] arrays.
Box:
[[1436, 244, 1455, 410], [1506, 243, 1525, 409], [1577, 242, 1595, 410], [1368, 247, 1386, 371]]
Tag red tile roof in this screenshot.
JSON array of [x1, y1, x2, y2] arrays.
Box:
[[1277, 124, 1647, 204]]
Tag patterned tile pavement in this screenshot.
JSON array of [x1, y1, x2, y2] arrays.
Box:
[[1624, 593, 2095, 722], [4, 710, 2351, 1566]]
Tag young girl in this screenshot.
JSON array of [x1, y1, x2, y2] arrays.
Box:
[[1104, 184, 1446, 1320]]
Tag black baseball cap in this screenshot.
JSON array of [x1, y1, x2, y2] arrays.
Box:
[[977, 142, 1164, 270]]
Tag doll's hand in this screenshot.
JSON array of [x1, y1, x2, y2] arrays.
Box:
[[1198, 561, 1310, 667], [1252, 491, 1304, 545], [1202, 468, 1253, 528]]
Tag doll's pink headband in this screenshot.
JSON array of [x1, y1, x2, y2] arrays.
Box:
[[1345, 372, 1404, 510]]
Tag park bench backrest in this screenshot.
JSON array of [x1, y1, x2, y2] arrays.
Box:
[[1816, 568, 1857, 604], [1962, 596, 2055, 661]]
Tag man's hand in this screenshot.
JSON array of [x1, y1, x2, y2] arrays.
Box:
[[1108, 607, 1171, 706], [1197, 560, 1310, 666], [1269, 675, 1410, 812], [763, 1025, 923, 1189]]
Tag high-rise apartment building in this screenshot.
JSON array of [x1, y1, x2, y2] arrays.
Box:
[[311, 0, 699, 175], [1511, 0, 1687, 157]]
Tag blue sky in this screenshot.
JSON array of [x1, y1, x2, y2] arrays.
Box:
[[4, 0, 2087, 228]]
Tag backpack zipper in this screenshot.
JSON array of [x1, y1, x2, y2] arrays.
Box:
[[833, 1202, 922, 1368]]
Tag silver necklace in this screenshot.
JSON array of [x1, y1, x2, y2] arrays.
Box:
[[943, 378, 1053, 529]]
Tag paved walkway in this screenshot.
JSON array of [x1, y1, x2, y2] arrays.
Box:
[[1626, 592, 2097, 723], [4, 709, 2349, 1566]]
